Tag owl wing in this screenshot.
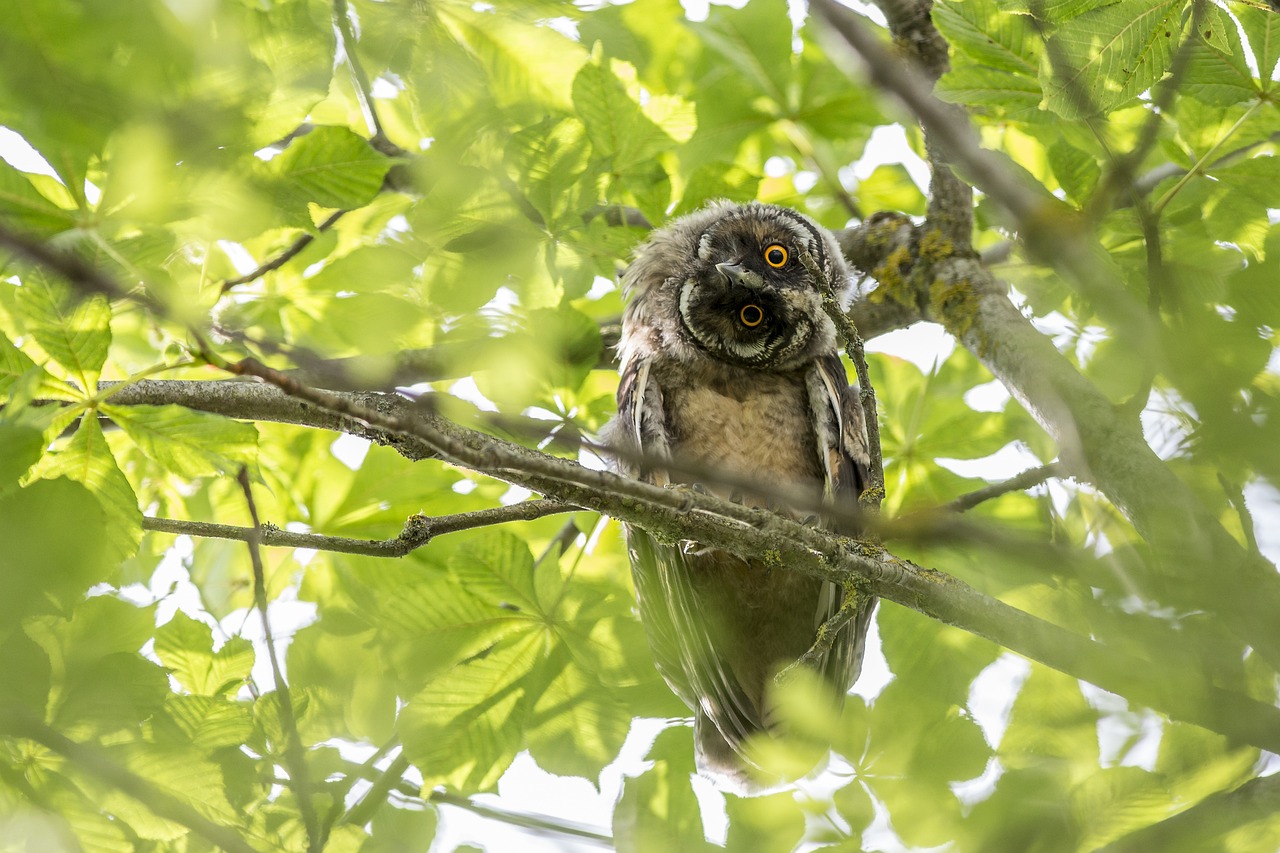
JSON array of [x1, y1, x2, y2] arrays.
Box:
[[613, 353, 763, 745], [806, 352, 877, 694]]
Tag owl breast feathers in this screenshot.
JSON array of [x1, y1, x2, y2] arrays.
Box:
[[603, 201, 877, 792]]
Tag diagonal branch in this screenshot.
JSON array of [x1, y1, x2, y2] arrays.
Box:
[[944, 462, 1064, 513], [103, 368, 1280, 756]]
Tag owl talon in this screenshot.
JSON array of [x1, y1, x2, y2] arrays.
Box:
[[681, 540, 712, 556], [800, 513, 820, 526], [728, 489, 745, 504]]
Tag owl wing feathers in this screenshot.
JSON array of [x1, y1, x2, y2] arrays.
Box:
[[806, 353, 877, 696], [617, 347, 875, 772]]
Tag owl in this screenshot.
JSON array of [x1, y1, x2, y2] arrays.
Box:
[[604, 200, 876, 790]]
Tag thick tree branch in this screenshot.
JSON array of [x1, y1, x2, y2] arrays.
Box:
[[98, 374, 1280, 755], [813, 0, 1280, 671]]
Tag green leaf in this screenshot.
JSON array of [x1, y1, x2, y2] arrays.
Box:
[[1239, 5, 1280, 87], [935, 0, 1040, 75], [265, 125, 391, 218], [857, 164, 926, 216], [29, 414, 141, 564], [0, 421, 45, 498], [613, 726, 713, 853], [0, 478, 114, 629], [0, 164, 78, 235], [102, 402, 259, 479], [400, 634, 539, 793], [572, 60, 674, 171], [14, 274, 111, 387], [1040, 0, 1183, 118], [504, 115, 594, 229], [448, 532, 542, 615], [155, 611, 255, 697], [158, 693, 256, 751]]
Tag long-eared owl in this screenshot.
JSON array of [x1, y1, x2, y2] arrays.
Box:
[[604, 201, 877, 791]]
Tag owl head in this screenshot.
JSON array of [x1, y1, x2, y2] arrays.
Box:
[[620, 201, 852, 372]]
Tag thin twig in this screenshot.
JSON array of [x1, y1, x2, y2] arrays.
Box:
[[220, 209, 347, 293], [329, 758, 614, 845], [142, 499, 575, 557], [0, 708, 260, 853], [237, 468, 322, 853], [944, 462, 1063, 513], [799, 249, 885, 516], [341, 753, 411, 829], [332, 0, 391, 149]]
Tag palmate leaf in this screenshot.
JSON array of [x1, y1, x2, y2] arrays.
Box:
[[101, 402, 259, 480], [0, 164, 77, 236], [1039, 0, 1183, 118], [263, 125, 392, 222], [935, 0, 1040, 75], [399, 633, 539, 793], [13, 274, 111, 389], [613, 726, 712, 853], [572, 60, 675, 173], [154, 611, 255, 697], [29, 414, 141, 564]]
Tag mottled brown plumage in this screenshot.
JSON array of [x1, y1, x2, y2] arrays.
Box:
[[604, 201, 876, 791]]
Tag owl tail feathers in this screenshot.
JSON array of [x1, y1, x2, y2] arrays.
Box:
[[693, 711, 781, 796]]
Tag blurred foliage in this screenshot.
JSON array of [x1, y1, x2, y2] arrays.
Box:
[[0, 0, 1279, 851]]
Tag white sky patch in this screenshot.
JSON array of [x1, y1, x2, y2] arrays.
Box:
[[435, 719, 669, 852], [937, 442, 1044, 482], [964, 379, 1012, 413], [585, 275, 616, 301], [764, 155, 794, 178], [855, 124, 931, 193], [850, 613, 892, 700], [967, 653, 1031, 746], [225, 594, 319, 693], [331, 433, 371, 469], [449, 376, 499, 412], [0, 126, 57, 177], [216, 240, 260, 276], [690, 773, 728, 844], [1243, 480, 1280, 565], [499, 484, 534, 506], [452, 478, 478, 495], [865, 321, 955, 372], [370, 76, 402, 98]]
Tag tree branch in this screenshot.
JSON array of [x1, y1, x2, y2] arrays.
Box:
[[220, 209, 347, 293], [812, 0, 1280, 672], [142, 499, 574, 557], [101, 371, 1280, 756], [943, 462, 1064, 513]]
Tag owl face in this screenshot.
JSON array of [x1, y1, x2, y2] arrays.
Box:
[[620, 202, 849, 373]]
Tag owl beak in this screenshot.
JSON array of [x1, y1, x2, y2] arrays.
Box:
[[715, 262, 756, 288]]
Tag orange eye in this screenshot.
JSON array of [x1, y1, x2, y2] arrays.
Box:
[[739, 304, 764, 327], [764, 244, 788, 268]]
